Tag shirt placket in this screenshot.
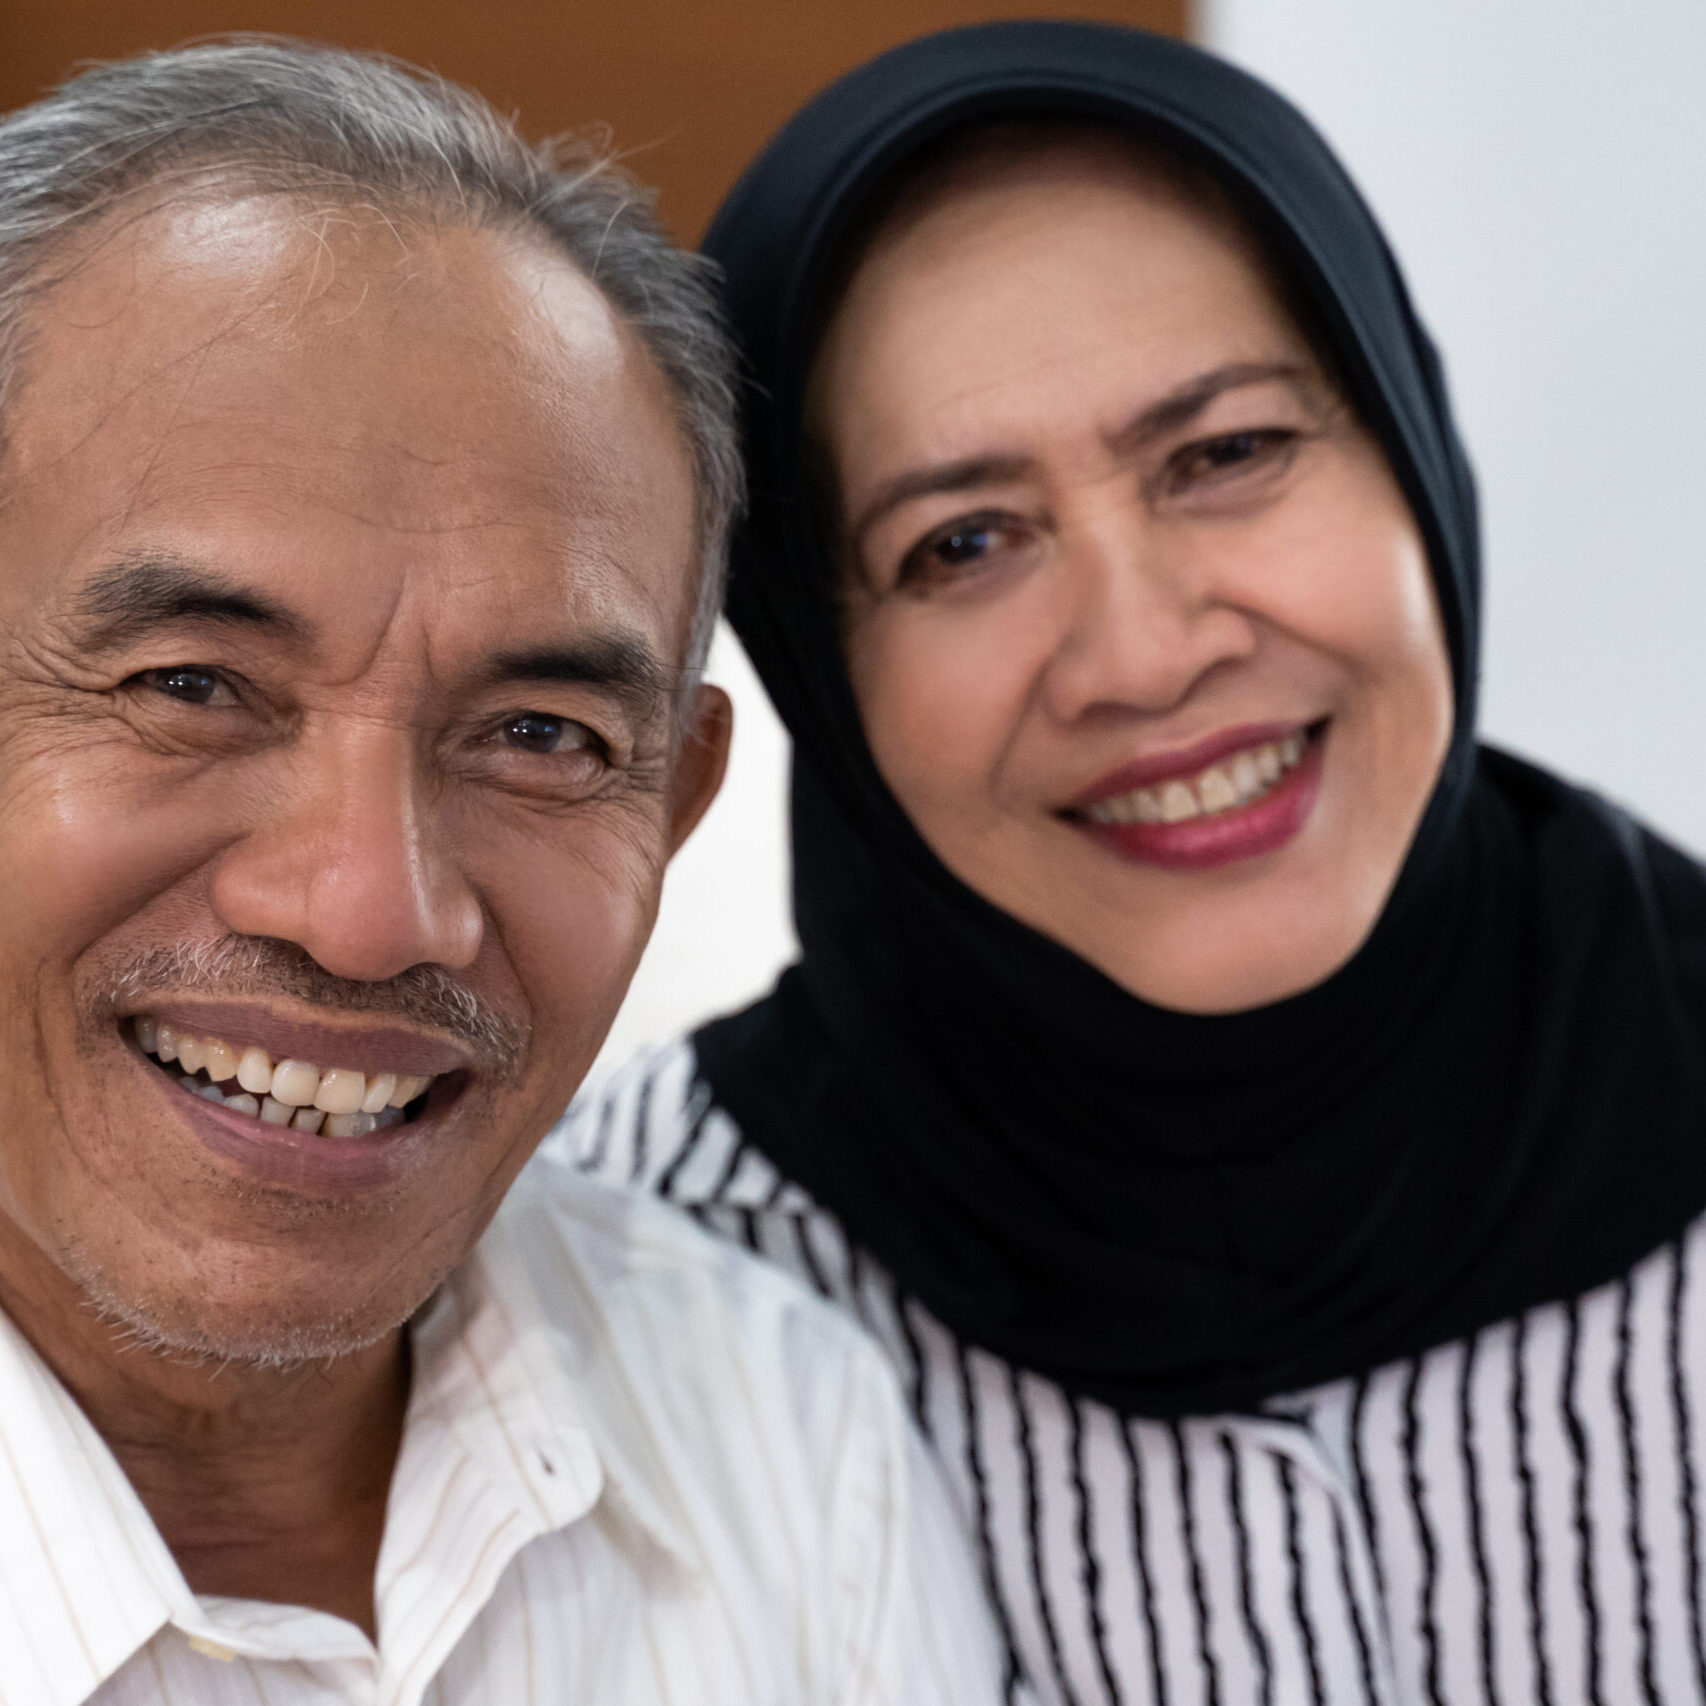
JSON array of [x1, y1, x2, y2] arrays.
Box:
[[1230, 1405, 1401, 1706]]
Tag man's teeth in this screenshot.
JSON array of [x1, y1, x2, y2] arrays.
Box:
[[1086, 732, 1307, 827], [132, 1016, 432, 1138]]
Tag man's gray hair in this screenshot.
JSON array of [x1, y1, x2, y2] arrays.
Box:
[[0, 38, 740, 676]]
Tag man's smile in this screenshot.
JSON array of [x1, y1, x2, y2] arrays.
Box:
[[132, 1013, 448, 1137], [108, 1000, 490, 1193]]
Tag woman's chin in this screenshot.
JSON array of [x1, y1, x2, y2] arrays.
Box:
[[1086, 853, 1394, 1012], [1084, 922, 1365, 1012], [987, 823, 1384, 1014]]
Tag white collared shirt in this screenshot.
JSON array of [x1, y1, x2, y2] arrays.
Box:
[[0, 1153, 1006, 1706]]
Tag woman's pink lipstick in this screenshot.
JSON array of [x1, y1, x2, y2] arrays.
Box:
[[1066, 722, 1325, 870]]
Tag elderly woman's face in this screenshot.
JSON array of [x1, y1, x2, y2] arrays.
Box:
[[814, 137, 1453, 1012]]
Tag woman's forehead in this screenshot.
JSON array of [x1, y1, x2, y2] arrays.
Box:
[[813, 124, 1286, 377], [810, 145, 1306, 444], [855, 118, 1241, 262]]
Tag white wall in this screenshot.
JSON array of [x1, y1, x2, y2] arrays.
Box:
[[596, 2, 1706, 1078], [1204, 0, 1706, 850], [589, 622, 795, 1080]]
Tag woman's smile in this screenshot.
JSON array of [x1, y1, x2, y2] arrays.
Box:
[[1066, 720, 1324, 869]]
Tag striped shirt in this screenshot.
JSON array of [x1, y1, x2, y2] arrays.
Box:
[[559, 1035, 1706, 1706], [0, 1148, 1005, 1706]]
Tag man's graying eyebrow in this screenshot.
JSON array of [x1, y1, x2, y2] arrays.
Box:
[[482, 636, 675, 722], [72, 555, 309, 649], [72, 555, 674, 718]]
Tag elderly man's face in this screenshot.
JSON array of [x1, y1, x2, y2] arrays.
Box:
[[0, 196, 719, 1362]]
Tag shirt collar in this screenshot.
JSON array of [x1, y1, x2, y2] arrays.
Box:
[[424, 1204, 704, 1577], [0, 1194, 697, 1703], [0, 1306, 189, 1706]]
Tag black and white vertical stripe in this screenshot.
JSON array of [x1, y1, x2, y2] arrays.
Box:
[[556, 1038, 1706, 1706]]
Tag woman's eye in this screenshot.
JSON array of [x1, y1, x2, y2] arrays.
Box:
[[132, 666, 234, 706], [895, 511, 1035, 592], [935, 524, 999, 565], [1167, 428, 1299, 495]]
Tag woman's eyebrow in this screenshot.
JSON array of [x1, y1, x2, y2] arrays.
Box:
[[848, 361, 1315, 548], [1104, 360, 1315, 454], [849, 453, 1034, 550]]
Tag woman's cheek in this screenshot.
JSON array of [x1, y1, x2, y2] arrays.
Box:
[[853, 603, 1031, 813]]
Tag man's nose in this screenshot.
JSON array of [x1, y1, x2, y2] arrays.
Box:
[[1037, 504, 1258, 724], [209, 722, 483, 981]]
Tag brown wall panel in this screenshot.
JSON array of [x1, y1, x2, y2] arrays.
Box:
[[0, 0, 1186, 239]]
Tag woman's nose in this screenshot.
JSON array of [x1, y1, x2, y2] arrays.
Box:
[[208, 724, 483, 982], [1037, 506, 1258, 724]]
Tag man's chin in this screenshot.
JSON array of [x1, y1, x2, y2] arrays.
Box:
[[69, 1252, 419, 1373]]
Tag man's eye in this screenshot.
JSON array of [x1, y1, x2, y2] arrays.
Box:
[[133, 666, 231, 705], [501, 712, 594, 756]]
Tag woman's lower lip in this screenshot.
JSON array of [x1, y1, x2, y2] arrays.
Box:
[[1073, 734, 1324, 870], [148, 1055, 437, 1192]]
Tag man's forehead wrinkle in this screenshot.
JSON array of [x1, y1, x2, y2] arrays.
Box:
[[89, 403, 597, 538], [443, 555, 662, 667], [9, 252, 303, 498], [22, 205, 663, 487], [108, 327, 254, 548], [563, 530, 699, 670], [30, 197, 439, 431], [500, 537, 697, 674]]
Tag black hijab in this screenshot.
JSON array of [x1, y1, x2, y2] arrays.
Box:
[[692, 20, 1706, 1416]]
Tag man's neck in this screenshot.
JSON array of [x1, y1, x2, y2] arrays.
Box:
[[0, 1234, 409, 1639]]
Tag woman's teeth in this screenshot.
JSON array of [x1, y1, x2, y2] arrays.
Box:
[[1086, 732, 1308, 827], [132, 1016, 433, 1138]]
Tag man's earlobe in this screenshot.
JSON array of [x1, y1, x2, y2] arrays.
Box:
[[669, 683, 733, 853]]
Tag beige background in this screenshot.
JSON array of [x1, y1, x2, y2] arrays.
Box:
[[0, 0, 1185, 240]]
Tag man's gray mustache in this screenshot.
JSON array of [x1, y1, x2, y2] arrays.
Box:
[[107, 938, 526, 1075]]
